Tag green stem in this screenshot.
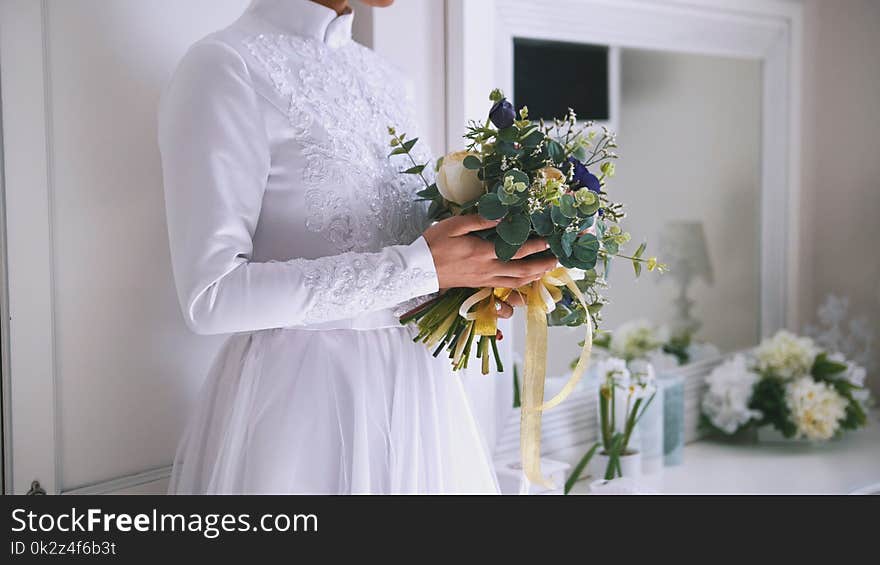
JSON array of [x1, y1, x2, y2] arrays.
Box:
[[564, 442, 600, 494]]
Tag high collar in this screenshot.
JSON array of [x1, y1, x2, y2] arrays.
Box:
[[248, 0, 354, 47]]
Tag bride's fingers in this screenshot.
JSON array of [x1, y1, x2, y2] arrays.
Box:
[[495, 300, 514, 319], [492, 256, 557, 278], [443, 215, 502, 236], [503, 292, 527, 308], [511, 238, 549, 259], [486, 275, 542, 288]]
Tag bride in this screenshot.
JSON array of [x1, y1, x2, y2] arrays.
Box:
[[158, 0, 555, 494]]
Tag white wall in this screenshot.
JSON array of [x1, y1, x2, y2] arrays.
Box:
[[356, 0, 447, 153], [799, 0, 880, 394]]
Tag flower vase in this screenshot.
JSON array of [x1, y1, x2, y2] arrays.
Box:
[[592, 449, 642, 481]]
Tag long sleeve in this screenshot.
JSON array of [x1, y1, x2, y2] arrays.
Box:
[[158, 39, 438, 335]]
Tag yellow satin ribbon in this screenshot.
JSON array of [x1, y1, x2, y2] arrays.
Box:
[[460, 267, 593, 488]]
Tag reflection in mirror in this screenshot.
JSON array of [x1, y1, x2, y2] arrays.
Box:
[[515, 48, 763, 375]]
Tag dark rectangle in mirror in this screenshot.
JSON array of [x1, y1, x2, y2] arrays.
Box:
[[513, 38, 609, 121]]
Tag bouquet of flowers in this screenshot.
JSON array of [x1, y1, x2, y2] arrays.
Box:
[[701, 330, 872, 441], [389, 89, 663, 485]]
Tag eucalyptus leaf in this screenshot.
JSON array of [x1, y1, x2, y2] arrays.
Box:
[[503, 169, 530, 186], [550, 205, 572, 228], [634, 242, 647, 260], [547, 140, 565, 164], [498, 189, 522, 206], [497, 213, 531, 245], [495, 237, 521, 262], [530, 209, 554, 236], [548, 233, 565, 261], [578, 200, 601, 216], [560, 194, 577, 218], [497, 140, 519, 157], [562, 230, 577, 257], [521, 129, 544, 148], [462, 155, 482, 170], [416, 184, 440, 199], [402, 138, 418, 152], [403, 164, 425, 175], [478, 192, 508, 220], [578, 215, 595, 231], [497, 126, 518, 142]]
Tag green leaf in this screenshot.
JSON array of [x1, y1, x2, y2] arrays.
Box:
[[548, 233, 565, 260], [530, 209, 554, 236], [547, 139, 565, 164], [573, 234, 599, 270], [812, 352, 848, 380], [521, 129, 544, 148], [512, 364, 521, 408], [403, 164, 425, 175], [497, 126, 518, 142], [562, 230, 577, 257], [503, 169, 530, 186], [633, 260, 642, 278], [389, 147, 408, 156], [497, 213, 531, 245], [495, 237, 522, 261], [578, 200, 601, 216], [496, 140, 519, 157], [604, 239, 619, 255], [550, 205, 572, 228], [478, 192, 508, 220], [560, 194, 577, 218], [416, 184, 440, 199], [498, 189, 522, 206], [462, 155, 482, 170], [402, 138, 418, 152], [634, 241, 647, 260], [578, 215, 595, 231], [564, 442, 600, 494]]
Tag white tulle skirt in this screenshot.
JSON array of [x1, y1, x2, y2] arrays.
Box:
[[169, 325, 500, 494]]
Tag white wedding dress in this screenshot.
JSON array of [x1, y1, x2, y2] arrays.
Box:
[[158, 0, 499, 494]]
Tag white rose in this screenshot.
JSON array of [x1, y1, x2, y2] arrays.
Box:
[[436, 150, 484, 205]]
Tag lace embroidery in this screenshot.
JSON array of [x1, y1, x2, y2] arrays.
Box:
[[295, 253, 436, 324], [243, 33, 432, 254]]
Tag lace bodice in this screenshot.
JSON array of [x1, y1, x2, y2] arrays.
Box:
[[158, 0, 438, 334]]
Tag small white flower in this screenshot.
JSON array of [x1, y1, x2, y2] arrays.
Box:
[[754, 330, 819, 380], [609, 320, 669, 362], [785, 378, 848, 441], [595, 357, 630, 386], [701, 355, 762, 434]]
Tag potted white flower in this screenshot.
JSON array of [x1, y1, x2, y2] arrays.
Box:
[[592, 358, 656, 483]]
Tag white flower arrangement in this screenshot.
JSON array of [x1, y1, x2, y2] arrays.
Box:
[[701, 355, 762, 434], [701, 330, 871, 442], [753, 330, 819, 380], [784, 378, 849, 441]]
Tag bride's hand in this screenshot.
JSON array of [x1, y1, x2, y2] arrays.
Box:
[[422, 215, 556, 307]]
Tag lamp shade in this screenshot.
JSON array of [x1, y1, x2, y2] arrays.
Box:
[[659, 221, 713, 285]]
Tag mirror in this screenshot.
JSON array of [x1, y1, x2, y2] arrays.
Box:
[[514, 47, 763, 375]]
